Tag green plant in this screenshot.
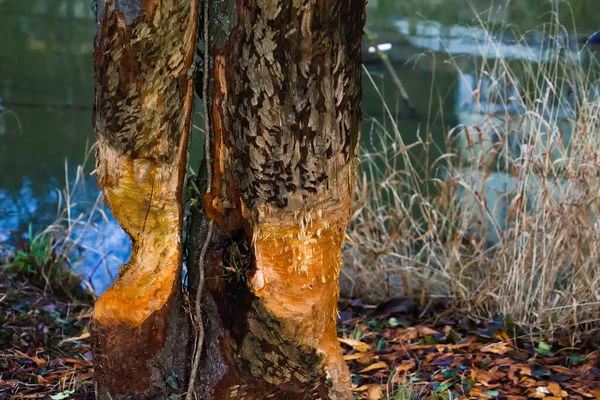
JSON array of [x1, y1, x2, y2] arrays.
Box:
[[223, 239, 250, 283], [390, 384, 419, 400]]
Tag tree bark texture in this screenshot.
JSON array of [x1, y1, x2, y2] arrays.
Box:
[[90, 0, 199, 398], [192, 1, 366, 399]]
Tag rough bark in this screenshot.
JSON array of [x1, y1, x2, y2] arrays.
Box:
[[90, 0, 199, 398], [188, 1, 366, 399]]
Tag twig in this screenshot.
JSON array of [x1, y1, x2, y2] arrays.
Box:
[[186, 1, 213, 398]]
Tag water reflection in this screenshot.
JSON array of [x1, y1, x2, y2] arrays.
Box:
[[0, 170, 130, 293], [1, 0, 600, 294], [367, 17, 591, 67], [0, 179, 44, 245], [67, 206, 130, 294]]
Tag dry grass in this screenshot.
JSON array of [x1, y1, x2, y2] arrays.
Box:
[[343, 15, 600, 336], [19, 143, 119, 295]]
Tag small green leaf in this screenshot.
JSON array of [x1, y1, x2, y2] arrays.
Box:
[[442, 369, 457, 379], [569, 353, 584, 363], [51, 390, 75, 400], [461, 378, 475, 394], [435, 380, 455, 393], [424, 334, 436, 345], [484, 389, 499, 398], [537, 341, 554, 356], [166, 372, 179, 389], [388, 317, 400, 327]]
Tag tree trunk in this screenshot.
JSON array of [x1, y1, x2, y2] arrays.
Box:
[[91, 0, 365, 398], [187, 1, 366, 399], [90, 0, 199, 398]]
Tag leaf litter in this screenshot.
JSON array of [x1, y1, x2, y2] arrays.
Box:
[[0, 267, 94, 399], [337, 297, 600, 400], [2, 266, 599, 400]]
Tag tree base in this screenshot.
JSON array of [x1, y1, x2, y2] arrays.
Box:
[[92, 290, 192, 399]]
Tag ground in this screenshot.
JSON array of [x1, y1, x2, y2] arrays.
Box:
[[0, 262, 599, 400], [0, 258, 94, 399]]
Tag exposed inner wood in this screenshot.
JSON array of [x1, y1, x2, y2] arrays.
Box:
[[92, 149, 185, 326], [204, 199, 355, 399], [249, 201, 350, 350], [92, 0, 197, 327], [241, 199, 353, 397]]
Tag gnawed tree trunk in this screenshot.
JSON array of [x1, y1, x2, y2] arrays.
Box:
[[91, 0, 199, 398], [92, 0, 365, 398], [187, 1, 366, 399]]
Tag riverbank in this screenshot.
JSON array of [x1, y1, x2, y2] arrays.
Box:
[[1, 253, 598, 400]]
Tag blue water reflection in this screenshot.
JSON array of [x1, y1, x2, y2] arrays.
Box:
[[0, 173, 130, 294]]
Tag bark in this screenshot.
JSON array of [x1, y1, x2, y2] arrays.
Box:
[[188, 1, 366, 399], [90, 0, 199, 398]]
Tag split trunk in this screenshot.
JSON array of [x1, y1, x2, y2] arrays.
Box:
[[91, 0, 365, 399]]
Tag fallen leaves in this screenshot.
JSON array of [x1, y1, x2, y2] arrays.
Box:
[[3, 268, 600, 400], [367, 384, 384, 400], [60, 332, 91, 344], [0, 272, 94, 399], [339, 337, 371, 353], [338, 302, 600, 400], [13, 349, 48, 367], [358, 361, 388, 373]]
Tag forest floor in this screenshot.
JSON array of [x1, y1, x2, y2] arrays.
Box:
[[0, 263, 599, 400]]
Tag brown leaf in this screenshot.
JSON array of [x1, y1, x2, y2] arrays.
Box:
[[548, 365, 574, 375], [468, 387, 485, 397], [547, 382, 563, 397], [394, 359, 415, 373], [482, 341, 513, 355], [394, 328, 419, 342], [63, 357, 92, 367], [418, 326, 440, 336], [358, 362, 388, 373], [356, 353, 374, 365], [343, 353, 364, 361], [571, 386, 596, 398], [14, 350, 47, 367], [367, 385, 383, 400], [338, 337, 370, 353], [60, 332, 91, 344], [380, 350, 408, 361], [508, 367, 519, 385], [494, 330, 510, 341]]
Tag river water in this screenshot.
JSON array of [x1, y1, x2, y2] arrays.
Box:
[[1, 0, 599, 293]]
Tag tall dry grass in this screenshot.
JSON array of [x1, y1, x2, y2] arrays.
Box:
[[343, 17, 600, 335], [13, 144, 123, 295]]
